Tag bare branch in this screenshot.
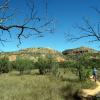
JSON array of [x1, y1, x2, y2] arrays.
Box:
[[0, 0, 55, 47], [0, 37, 8, 46], [68, 34, 96, 42], [67, 15, 100, 43], [91, 6, 100, 15], [0, 0, 9, 10]]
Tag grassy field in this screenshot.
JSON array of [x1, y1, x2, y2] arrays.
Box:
[[0, 69, 96, 100]]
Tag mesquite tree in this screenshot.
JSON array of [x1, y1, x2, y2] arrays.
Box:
[[0, 0, 54, 47], [66, 7, 100, 44], [0, 56, 9, 73]]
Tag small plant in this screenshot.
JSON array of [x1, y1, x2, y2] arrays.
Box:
[[51, 62, 59, 77]]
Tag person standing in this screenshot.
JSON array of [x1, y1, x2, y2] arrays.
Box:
[[92, 67, 97, 82]]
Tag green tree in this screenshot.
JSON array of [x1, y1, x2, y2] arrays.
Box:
[[76, 55, 92, 80], [15, 58, 33, 75], [35, 57, 53, 75]]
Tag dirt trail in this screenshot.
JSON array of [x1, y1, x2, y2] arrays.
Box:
[[82, 81, 100, 97]]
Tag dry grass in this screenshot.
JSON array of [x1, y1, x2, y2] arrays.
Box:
[[0, 69, 96, 100], [0, 73, 65, 100]]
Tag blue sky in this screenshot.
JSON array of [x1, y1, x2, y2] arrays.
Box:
[[0, 0, 100, 52]]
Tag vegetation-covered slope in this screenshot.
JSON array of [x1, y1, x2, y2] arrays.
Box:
[[0, 47, 65, 62]]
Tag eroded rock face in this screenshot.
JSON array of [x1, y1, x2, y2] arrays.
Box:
[[62, 47, 98, 55], [8, 55, 17, 61], [1, 47, 65, 62]]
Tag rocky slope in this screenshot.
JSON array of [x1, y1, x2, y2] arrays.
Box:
[[62, 47, 98, 55], [0, 47, 99, 62], [0, 47, 65, 62]]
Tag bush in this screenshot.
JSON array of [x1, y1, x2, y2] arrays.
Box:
[[15, 58, 33, 75], [0, 57, 10, 74], [81, 80, 96, 89], [10, 61, 16, 70], [35, 57, 53, 75], [59, 58, 91, 81], [61, 83, 81, 100], [51, 62, 59, 76]]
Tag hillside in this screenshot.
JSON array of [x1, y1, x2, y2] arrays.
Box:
[[62, 46, 98, 55], [0, 46, 99, 62], [0, 47, 65, 62]]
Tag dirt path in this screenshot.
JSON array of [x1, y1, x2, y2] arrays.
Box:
[[82, 81, 100, 97]]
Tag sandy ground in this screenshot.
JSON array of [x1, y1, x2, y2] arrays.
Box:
[[82, 80, 100, 97]]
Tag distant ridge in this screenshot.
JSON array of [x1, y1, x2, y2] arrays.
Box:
[[0, 47, 65, 62], [0, 47, 61, 54], [0, 46, 99, 62], [62, 46, 98, 55]]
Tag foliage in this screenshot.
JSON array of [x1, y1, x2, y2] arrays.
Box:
[[60, 54, 93, 81], [15, 58, 33, 75], [0, 57, 10, 74], [51, 62, 59, 76], [62, 53, 100, 81], [10, 61, 16, 70], [74, 55, 90, 80], [35, 57, 53, 75]]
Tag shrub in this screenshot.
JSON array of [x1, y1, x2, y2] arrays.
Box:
[[61, 83, 81, 100], [0, 57, 10, 74], [10, 61, 16, 70], [76, 56, 92, 81], [51, 62, 59, 76], [59, 57, 91, 81], [35, 57, 53, 75], [15, 58, 33, 75]]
